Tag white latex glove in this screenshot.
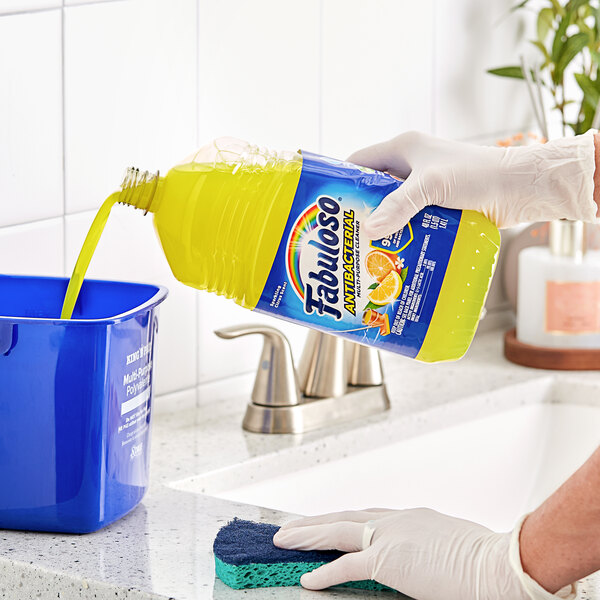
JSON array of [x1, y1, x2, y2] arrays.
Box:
[[349, 131, 598, 240], [273, 508, 577, 600]]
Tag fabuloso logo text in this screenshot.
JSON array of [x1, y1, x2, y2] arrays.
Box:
[[286, 196, 357, 321]]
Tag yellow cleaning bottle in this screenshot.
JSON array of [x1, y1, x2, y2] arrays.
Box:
[[71, 137, 500, 362]]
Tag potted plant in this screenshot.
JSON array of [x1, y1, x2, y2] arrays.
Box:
[[488, 0, 600, 136]]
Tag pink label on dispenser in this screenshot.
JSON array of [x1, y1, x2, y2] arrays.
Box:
[[546, 281, 600, 333]]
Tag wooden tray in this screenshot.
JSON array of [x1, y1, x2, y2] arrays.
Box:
[[504, 328, 600, 371]]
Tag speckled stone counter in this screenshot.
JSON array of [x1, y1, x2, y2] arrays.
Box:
[[1, 330, 600, 599]]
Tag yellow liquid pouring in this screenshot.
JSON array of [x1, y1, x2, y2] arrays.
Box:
[[60, 151, 302, 320], [60, 193, 119, 319]]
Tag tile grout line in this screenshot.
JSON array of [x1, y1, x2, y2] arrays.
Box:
[[195, 0, 201, 394], [0, 0, 126, 18], [431, 0, 437, 136], [155, 382, 200, 402], [65, 0, 126, 6], [317, 0, 323, 154], [61, 2, 67, 276], [0, 216, 67, 234], [0, 5, 59, 17], [0, 208, 99, 235]]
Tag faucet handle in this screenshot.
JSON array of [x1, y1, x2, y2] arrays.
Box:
[[214, 324, 301, 407], [346, 342, 384, 386], [298, 331, 348, 398]]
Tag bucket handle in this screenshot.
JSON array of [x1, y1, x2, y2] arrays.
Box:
[[0, 323, 17, 356]]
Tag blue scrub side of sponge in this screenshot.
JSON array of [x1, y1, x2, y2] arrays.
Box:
[[213, 518, 395, 592]]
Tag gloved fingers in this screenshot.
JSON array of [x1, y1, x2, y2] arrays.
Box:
[[273, 521, 374, 552], [300, 551, 371, 590], [364, 181, 427, 239], [347, 140, 411, 179], [278, 509, 388, 530]]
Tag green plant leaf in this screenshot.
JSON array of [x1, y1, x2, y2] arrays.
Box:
[[574, 72, 600, 110], [591, 50, 600, 70], [575, 98, 596, 134], [368, 283, 378, 290], [551, 13, 570, 67], [537, 7, 555, 41], [400, 267, 408, 283], [510, 0, 530, 11], [549, 0, 566, 17], [555, 32, 589, 82], [530, 40, 552, 64], [364, 302, 380, 311], [552, 101, 577, 110], [487, 65, 524, 79], [566, 0, 588, 13]]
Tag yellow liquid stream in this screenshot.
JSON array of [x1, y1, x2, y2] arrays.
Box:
[[60, 193, 119, 319], [60, 154, 499, 362], [60, 158, 302, 319]]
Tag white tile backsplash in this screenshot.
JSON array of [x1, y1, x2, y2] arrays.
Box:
[[63, 0, 197, 214], [195, 0, 318, 381], [197, 0, 320, 152], [321, 0, 434, 160], [0, 0, 60, 14], [64, 206, 198, 396], [63, 0, 120, 4], [0, 10, 62, 227], [0, 218, 63, 276], [2, 0, 533, 402], [433, 0, 532, 139]]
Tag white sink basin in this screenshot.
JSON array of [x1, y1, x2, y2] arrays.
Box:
[[174, 401, 600, 533]]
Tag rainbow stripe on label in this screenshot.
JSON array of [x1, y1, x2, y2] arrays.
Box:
[[286, 203, 320, 299]]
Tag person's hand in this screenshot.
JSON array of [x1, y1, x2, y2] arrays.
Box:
[[273, 508, 577, 600], [348, 131, 598, 239]]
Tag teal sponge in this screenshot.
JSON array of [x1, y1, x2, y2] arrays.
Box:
[[213, 518, 395, 592]]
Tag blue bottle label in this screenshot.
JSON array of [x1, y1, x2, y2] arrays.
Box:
[[255, 152, 461, 358]]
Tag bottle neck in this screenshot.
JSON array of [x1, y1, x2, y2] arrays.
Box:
[[117, 167, 164, 214], [549, 219, 586, 260]]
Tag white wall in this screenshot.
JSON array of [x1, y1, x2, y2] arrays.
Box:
[[0, 0, 532, 402]]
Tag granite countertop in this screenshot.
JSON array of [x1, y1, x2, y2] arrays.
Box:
[[1, 330, 600, 599]]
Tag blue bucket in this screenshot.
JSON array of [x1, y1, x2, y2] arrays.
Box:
[[0, 275, 167, 533]]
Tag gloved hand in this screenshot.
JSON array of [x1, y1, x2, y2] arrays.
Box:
[[273, 508, 577, 600], [348, 131, 598, 240]]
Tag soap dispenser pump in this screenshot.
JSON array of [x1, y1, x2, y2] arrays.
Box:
[[517, 219, 600, 349]]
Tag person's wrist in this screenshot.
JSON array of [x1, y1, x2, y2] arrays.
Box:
[[519, 514, 557, 592], [518, 513, 580, 598]]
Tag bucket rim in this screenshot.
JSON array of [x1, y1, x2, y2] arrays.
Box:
[[0, 274, 169, 325]]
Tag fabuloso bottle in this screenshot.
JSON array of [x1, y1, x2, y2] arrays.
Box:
[[115, 137, 500, 362]]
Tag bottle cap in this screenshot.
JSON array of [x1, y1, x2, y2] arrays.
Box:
[[549, 219, 586, 260]]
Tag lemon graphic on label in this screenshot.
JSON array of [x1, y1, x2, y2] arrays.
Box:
[[368, 271, 402, 306], [365, 250, 397, 283]]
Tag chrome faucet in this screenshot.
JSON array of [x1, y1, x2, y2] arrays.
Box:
[[214, 326, 390, 433]]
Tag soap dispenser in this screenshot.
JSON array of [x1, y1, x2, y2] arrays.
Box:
[[517, 220, 600, 349]]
